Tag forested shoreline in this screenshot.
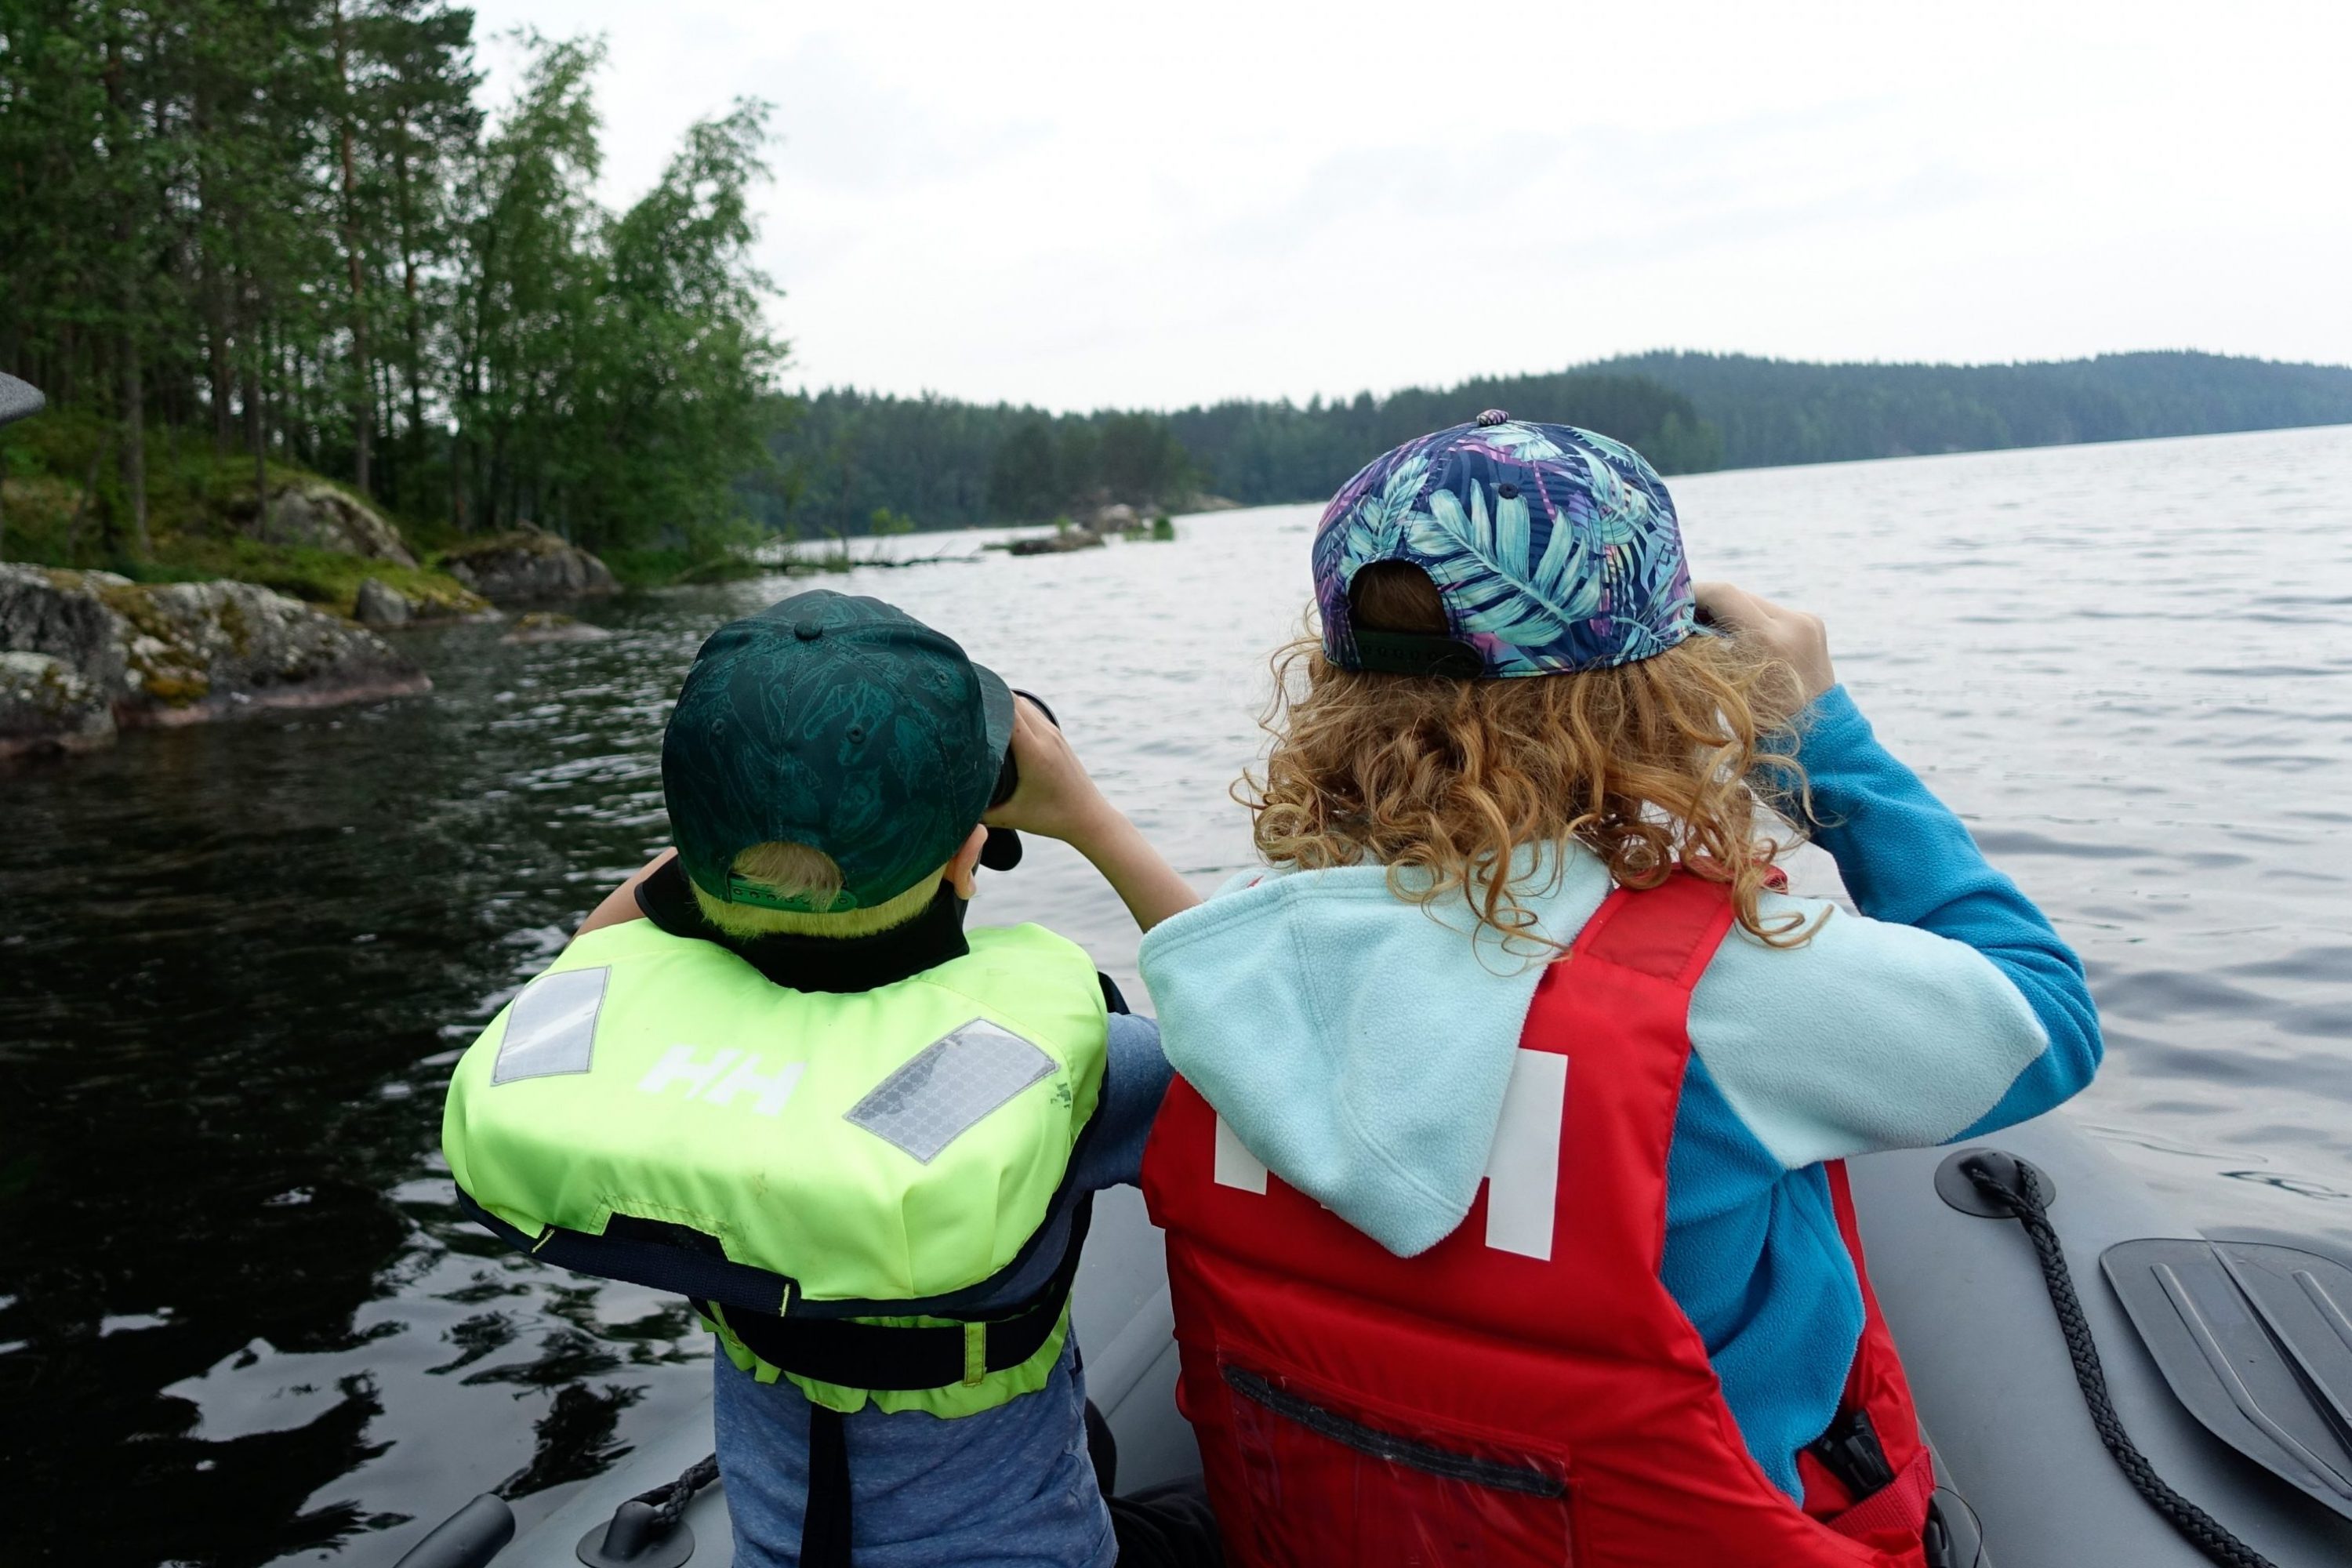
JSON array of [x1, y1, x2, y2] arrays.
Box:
[[0, 2, 782, 569], [770, 350, 2352, 537]]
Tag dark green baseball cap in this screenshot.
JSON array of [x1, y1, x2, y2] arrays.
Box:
[[661, 590, 1015, 911]]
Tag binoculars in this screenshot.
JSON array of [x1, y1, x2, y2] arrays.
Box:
[[980, 690, 1057, 872]]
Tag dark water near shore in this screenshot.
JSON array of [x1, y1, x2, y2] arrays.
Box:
[[2, 424, 2348, 1565]]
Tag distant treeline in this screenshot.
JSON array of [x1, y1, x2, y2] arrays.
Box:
[[769, 350, 2352, 537], [767, 372, 1722, 536], [760, 394, 1199, 539], [1600, 350, 2352, 470], [0, 6, 781, 561]]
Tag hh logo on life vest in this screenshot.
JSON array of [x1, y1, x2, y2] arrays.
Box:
[[1214, 1048, 1568, 1261], [635, 1045, 804, 1116]]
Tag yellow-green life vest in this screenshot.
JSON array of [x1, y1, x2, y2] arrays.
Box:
[[441, 916, 1109, 1417]]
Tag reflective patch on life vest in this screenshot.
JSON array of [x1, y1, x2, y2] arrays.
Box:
[[1482, 1050, 1568, 1259], [845, 1019, 1057, 1164], [1214, 1116, 1270, 1193], [492, 966, 608, 1084]]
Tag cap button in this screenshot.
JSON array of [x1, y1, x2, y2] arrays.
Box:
[[1475, 408, 1509, 427], [793, 618, 824, 641]]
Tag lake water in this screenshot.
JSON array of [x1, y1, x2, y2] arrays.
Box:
[[2, 423, 2348, 1565]]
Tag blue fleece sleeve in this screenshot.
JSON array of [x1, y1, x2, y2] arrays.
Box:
[[1797, 685, 2103, 1139], [1068, 1012, 1173, 1192], [1685, 686, 2103, 1167]]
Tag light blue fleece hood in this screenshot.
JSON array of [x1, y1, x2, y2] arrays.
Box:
[[1138, 848, 1617, 1258]]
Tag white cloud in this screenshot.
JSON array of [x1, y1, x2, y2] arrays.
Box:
[[471, 0, 2352, 410]]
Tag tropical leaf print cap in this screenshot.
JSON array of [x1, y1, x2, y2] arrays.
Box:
[[1312, 410, 1695, 678], [662, 590, 1016, 912]]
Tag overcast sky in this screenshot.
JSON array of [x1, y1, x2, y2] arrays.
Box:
[[468, 0, 2352, 412]]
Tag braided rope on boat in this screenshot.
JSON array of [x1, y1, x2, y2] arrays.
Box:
[[1962, 1157, 2278, 1568], [629, 1454, 720, 1531]]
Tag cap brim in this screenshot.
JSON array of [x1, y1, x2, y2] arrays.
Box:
[[971, 664, 1022, 873], [0, 373, 45, 430], [973, 662, 1016, 776]]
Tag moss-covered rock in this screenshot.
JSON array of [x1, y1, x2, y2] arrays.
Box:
[[253, 481, 419, 567], [0, 563, 429, 758], [439, 523, 618, 602]]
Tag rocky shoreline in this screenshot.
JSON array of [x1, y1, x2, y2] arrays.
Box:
[[1, 564, 430, 760]]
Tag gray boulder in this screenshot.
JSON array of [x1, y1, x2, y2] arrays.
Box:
[[441, 522, 617, 603], [0, 563, 429, 760], [260, 481, 419, 567], [354, 576, 412, 628]]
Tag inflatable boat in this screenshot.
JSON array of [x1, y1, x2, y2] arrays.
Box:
[[397, 1111, 2352, 1566]]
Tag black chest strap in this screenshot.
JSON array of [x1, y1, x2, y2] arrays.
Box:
[[700, 1193, 1094, 1392]]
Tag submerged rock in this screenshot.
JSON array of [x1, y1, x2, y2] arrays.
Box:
[[441, 523, 618, 603], [257, 481, 419, 567], [1006, 528, 1107, 557], [0, 564, 428, 760], [500, 611, 614, 644]]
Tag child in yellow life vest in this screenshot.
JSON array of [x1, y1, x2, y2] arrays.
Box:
[[443, 589, 1219, 1568]]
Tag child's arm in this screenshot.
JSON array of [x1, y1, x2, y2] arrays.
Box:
[[1069, 1014, 1177, 1190], [987, 696, 1200, 933], [573, 848, 674, 937], [1682, 586, 2103, 1169]]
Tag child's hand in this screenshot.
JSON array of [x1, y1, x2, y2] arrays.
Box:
[[985, 695, 1200, 931], [985, 695, 1115, 845], [1693, 582, 1837, 700]]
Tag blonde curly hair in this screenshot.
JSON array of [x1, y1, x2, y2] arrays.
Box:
[[1243, 563, 1819, 949]]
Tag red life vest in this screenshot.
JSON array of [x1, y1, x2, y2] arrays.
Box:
[[1142, 871, 1934, 1567]]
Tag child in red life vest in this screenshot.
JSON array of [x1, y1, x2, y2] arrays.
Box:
[[1134, 415, 2102, 1566]]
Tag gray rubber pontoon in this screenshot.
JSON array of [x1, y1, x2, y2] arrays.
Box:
[[400, 1112, 2352, 1566]]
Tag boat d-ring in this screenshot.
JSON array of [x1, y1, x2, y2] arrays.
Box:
[[1933, 1147, 2056, 1218]]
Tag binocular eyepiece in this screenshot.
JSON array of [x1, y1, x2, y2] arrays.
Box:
[[980, 690, 1057, 872]]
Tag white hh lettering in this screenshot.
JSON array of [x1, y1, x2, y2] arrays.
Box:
[[636, 1045, 742, 1101], [701, 1056, 806, 1117], [1482, 1050, 1569, 1260], [634, 1046, 804, 1117]]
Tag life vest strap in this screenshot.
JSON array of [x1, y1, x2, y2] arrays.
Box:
[[706, 1194, 1095, 1392]]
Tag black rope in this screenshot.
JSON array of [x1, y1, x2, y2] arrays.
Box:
[[626, 1453, 720, 1533], [1962, 1157, 2277, 1568]]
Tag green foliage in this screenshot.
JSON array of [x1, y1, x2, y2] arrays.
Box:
[[985, 416, 1061, 524], [0, 5, 786, 564], [0, 402, 479, 612], [867, 506, 914, 536], [599, 544, 766, 588], [176, 537, 477, 614]]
